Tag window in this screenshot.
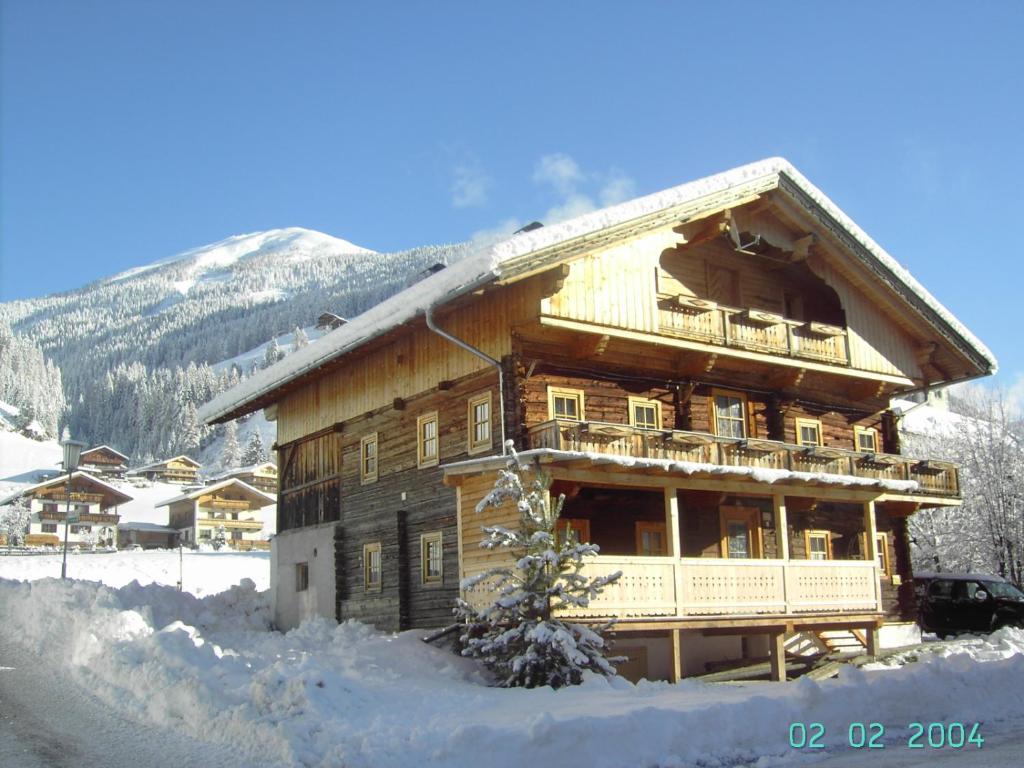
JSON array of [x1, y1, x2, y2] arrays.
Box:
[[861, 531, 891, 577], [41, 523, 57, 533], [635, 522, 667, 556], [628, 397, 662, 430], [295, 562, 309, 592], [711, 390, 747, 439], [467, 393, 492, 455], [719, 506, 762, 559], [806, 530, 831, 561], [795, 418, 823, 447], [417, 412, 439, 468], [360, 433, 378, 483], [421, 532, 443, 584], [199, 529, 211, 540], [547, 386, 585, 421], [70, 525, 92, 534], [363, 542, 382, 591], [556, 518, 591, 546], [854, 426, 878, 453], [231, 530, 242, 540], [42, 503, 58, 514]]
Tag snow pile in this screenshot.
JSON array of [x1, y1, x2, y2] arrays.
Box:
[[0, 549, 269, 595], [2, 576, 1024, 768]]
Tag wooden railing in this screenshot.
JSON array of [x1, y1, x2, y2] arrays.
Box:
[[198, 517, 263, 530], [527, 419, 960, 497], [559, 556, 881, 619], [657, 299, 849, 366]]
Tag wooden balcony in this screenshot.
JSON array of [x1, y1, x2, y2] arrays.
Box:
[[657, 299, 849, 367], [198, 517, 263, 531], [559, 556, 881, 620], [527, 419, 960, 497]]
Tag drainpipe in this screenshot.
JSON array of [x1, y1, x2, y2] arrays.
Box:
[[425, 305, 508, 455]]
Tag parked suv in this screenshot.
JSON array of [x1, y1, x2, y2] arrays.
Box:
[[915, 572, 1024, 637]]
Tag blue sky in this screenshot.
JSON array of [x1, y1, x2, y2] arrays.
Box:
[[2, 2, 1023, 390]]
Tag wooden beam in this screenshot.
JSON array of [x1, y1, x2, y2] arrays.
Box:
[[864, 625, 879, 657], [792, 233, 815, 262], [670, 629, 682, 683], [664, 488, 681, 558], [863, 500, 878, 563], [774, 494, 789, 560], [575, 334, 611, 359], [676, 352, 717, 378]]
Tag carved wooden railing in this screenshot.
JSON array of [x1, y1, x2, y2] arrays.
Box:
[[657, 297, 850, 366], [559, 556, 881, 619], [527, 419, 960, 497]]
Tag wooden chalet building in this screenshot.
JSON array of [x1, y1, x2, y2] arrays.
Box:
[[1, 472, 132, 548], [199, 159, 995, 681], [128, 455, 201, 485], [157, 478, 274, 549], [208, 462, 279, 494], [79, 445, 130, 478]]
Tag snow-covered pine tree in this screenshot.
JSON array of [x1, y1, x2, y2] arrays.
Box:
[[0, 500, 31, 548], [212, 524, 227, 550], [263, 338, 284, 368], [293, 326, 309, 351], [454, 444, 622, 689], [220, 420, 241, 469], [242, 430, 267, 465]]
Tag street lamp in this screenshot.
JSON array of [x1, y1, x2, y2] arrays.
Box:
[[60, 437, 87, 579]]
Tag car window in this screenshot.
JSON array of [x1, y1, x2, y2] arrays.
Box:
[[983, 581, 1024, 600], [929, 580, 954, 599], [963, 581, 985, 599]]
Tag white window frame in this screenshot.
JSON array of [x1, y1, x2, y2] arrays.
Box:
[[547, 386, 585, 422], [628, 397, 662, 430], [854, 426, 879, 453], [711, 389, 748, 439], [794, 417, 823, 447]]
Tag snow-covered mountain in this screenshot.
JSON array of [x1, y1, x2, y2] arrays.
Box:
[[0, 227, 469, 460]]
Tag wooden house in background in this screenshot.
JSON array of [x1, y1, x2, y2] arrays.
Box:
[[79, 445, 130, 477], [128, 455, 201, 485], [208, 462, 278, 494], [1, 472, 131, 548], [199, 158, 994, 681], [157, 478, 273, 549]]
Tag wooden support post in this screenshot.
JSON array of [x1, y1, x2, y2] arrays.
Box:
[[769, 631, 786, 682], [865, 625, 879, 657], [664, 487, 681, 558], [863, 500, 878, 563], [670, 629, 682, 683], [773, 494, 789, 561]]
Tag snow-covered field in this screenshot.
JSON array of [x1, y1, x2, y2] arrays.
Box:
[[0, 549, 269, 595], [2, 555, 1023, 768]]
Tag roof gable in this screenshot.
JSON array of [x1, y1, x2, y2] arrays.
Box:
[[156, 477, 275, 507], [199, 158, 996, 425], [0, 471, 133, 507]]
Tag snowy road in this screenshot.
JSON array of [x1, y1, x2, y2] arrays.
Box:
[[0, 637, 275, 768]]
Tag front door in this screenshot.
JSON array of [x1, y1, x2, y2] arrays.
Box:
[[719, 506, 762, 559]]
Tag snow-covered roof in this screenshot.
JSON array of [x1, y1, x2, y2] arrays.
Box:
[[81, 445, 130, 462], [155, 477, 275, 507], [0, 470, 134, 506], [129, 455, 202, 472], [116, 521, 178, 533], [442, 448, 921, 494], [206, 462, 278, 483], [200, 157, 997, 425]]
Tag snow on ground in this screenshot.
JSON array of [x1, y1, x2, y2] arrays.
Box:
[[0, 549, 269, 595], [0, 430, 62, 497], [1, 570, 1023, 768]]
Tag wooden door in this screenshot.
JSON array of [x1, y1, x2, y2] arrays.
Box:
[[635, 521, 668, 556], [719, 506, 762, 559]]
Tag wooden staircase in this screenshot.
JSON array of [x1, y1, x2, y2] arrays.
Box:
[[817, 629, 868, 655]]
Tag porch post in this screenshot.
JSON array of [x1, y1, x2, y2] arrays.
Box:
[[664, 488, 681, 558], [863, 500, 882, 612], [773, 494, 789, 561], [670, 629, 682, 683], [769, 631, 787, 682]]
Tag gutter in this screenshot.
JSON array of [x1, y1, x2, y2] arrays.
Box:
[[425, 304, 508, 456]]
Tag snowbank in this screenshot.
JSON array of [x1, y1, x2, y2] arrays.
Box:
[[2, 576, 1023, 768]]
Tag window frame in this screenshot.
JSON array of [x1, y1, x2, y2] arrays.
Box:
[[860, 531, 892, 578], [416, 412, 439, 468], [547, 386, 586, 422], [718, 506, 763, 559], [805, 529, 832, 561], [710, 388, 749, 439], [628, 397, 662, 430], [360, 432, 379, 484], [794, 417, 823, 447], [363, 542, 382, 592], [556, 517, 591, 546], [635, 521, 668, 556], [854, 425, 879, 453], [467, 393, 493, 456], [41, 523, 57, 533], [295, 562, 309, 592], [420, 531, 444, 585]]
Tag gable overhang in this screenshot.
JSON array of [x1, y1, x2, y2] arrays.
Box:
[[199, 158, 995, 425]]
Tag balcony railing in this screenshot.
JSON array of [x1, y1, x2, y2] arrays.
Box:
[[657, 298, 849, 366], [558, 556, 881, 620], [527, 419, 960, 497], [198, 517, 263, 531]]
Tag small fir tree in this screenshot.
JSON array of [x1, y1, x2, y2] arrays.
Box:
[[454, 444, 622, 689], [293, 326, 309, 352], [0, 500, 31, 547], [220, 420, 241, 469], [242, 430, 267, 465], [212, 524, 227, 551]]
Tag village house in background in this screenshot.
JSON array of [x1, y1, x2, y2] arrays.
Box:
[[1, 471, 132, 548], [128, 455, 201, 485], [208, 461, 278, 494], [157, 478, 273, 550], [116, 520, 179, 550], [78, 445, 130, 478], [199, 158, 995, 682]]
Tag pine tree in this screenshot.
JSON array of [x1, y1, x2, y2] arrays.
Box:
[[293, 326, 309, 352], [242, 430, 267, 465], [0, 500, 31, 547], [220, 420, 241, 469], [264, 338, 284, 368], [180, 402, 201, 455], [455, 444, 622, 689]]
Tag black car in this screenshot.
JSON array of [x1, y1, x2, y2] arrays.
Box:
[[914, 572, 1024, 637]]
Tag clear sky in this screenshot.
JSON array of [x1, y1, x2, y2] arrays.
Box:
[[2, 2, 1023, 391]]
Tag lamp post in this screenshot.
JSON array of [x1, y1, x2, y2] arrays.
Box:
[[60, 437, 87, 579]]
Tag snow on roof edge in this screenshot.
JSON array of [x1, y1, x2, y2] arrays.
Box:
[[155, 477, 275, 507], [200, 157, 996, 425], [0, 470, 134, 506]]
